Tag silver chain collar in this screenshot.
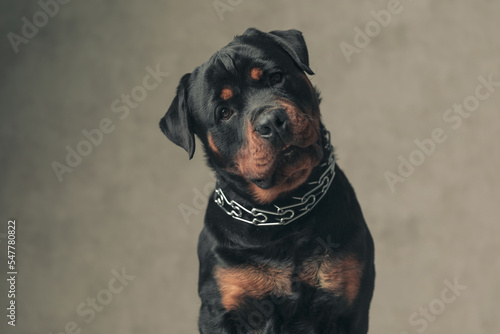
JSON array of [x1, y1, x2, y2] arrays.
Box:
[[213, 132, 335, 226]]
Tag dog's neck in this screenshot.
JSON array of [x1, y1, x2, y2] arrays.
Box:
[[212, 129, 335, 226]]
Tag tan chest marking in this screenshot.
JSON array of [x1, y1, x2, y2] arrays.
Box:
[[298, 255, 363, 304], [215, 264, 292, 310]]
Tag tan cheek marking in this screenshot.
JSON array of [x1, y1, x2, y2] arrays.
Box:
[[250, 67, 263, 80], [221, 87, 233, 100], [207, 133, 221, 156], [278, 99, 319, 148], [299, 255, 363, 305], [215, 265, 292, 311]]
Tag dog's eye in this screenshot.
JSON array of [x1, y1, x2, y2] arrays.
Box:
[[219, 108, 234, 121], [270, 72, 283, 86]]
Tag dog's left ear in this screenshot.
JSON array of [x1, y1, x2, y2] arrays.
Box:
[[243, 28, 314, 75], [159, 73, 195, 159], [268, 29, 314, 75]]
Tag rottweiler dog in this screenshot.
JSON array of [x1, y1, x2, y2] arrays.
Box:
[[159, 28, 375, 334]]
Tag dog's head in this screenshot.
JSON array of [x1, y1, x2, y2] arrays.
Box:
[[160, 28, 323, 204]]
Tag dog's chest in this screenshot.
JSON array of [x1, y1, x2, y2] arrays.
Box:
[[214, 254, 363, 311]]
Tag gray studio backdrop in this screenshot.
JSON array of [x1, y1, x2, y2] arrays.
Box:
[[1, 0, 499, 333]]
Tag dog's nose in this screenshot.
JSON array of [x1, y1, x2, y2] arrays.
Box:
[[254, 109, 289, 142]]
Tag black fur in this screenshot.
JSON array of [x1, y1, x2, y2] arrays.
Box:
[[159, 28, 375, 333]]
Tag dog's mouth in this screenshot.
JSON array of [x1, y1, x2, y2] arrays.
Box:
[[281, 144, 297, 155], [248, 139, 323, 190], [233, 97, 322, 202]]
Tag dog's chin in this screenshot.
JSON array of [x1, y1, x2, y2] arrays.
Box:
[[247, 143, 323, 203]]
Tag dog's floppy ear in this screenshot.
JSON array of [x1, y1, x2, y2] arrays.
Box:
[[243, 28, 314, 75], [159, 73, 195, 159], [268, 29, 314, 75]]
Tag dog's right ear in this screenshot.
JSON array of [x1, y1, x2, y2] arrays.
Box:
[[159, 73, 195, 159], [243, 28, 314, 75]]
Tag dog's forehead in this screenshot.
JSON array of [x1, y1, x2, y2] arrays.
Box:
[[199, 41, 279, 83], [186, 36, 295, 119]]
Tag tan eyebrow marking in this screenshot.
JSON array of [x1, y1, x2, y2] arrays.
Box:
[[221, 87, 233, 100], [250, 67, 263, 80]]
